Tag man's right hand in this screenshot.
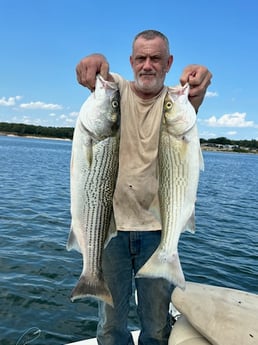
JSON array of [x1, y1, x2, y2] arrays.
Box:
[[76, 54, 112, 91]]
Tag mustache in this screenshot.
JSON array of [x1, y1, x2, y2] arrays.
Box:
[[139, 72, 156, 76]]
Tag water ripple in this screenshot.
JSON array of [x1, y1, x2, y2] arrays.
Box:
[[0, 137, 257, 344]]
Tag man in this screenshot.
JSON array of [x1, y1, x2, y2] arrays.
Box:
[[76, 30, 212, 345]]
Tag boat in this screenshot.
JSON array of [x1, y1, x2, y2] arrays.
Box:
[[65, 283, 258, 345], [65, 330, 140, 345]]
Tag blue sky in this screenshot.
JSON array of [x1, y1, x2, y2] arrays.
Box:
[[0, 0, 257, 139]]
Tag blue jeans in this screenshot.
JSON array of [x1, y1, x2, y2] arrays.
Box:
[[97, 231, 173, 345]]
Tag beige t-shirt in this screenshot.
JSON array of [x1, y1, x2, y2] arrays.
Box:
[[111, 73, 167, 231]]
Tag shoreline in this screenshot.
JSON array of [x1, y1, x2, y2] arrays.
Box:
[[201, 145, 258, 154], [0, 132, 72, 141], [1, 132, 257, 153]]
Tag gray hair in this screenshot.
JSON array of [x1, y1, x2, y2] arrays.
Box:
[[132, 29, 170, 56]]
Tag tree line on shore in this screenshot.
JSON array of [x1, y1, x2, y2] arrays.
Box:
[[200, 137, 258, 150], [0, 122, 257, 150], [0, 122, 74, 140]]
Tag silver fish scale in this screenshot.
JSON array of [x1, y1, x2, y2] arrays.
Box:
[[83, 136, 119, 276], [159, 133, 189, 242]]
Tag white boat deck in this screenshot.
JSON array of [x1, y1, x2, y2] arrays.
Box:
[[65, 330, 140, 345]]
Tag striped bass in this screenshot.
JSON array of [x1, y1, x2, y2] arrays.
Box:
[[66, 75, 120, 306], [137, 83, 204, 289]]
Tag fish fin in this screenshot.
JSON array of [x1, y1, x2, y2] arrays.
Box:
[[104, 212, 117, 248], [184, 210, 196, 234], [84, 143, 93, 167], [71, 274, 114, 307], [136, 249, 186, 290], [199, 147, 205, 171], [66, 228, 81, 253]]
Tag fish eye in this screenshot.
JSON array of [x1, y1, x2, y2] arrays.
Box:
[[112, 100, 119, 108], [165, 101, 173, 110]]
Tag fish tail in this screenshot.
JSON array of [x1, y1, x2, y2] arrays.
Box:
[[136, 249, 186, 290], [71, 275, 114, 307]]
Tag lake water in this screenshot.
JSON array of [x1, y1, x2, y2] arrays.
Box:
[[0, 136, 257, 345]]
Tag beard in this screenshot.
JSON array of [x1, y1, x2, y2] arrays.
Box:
[[134, 72, 165, 95]]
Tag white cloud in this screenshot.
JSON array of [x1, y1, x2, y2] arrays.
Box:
[[65, 118, 75, 124], [10, 115, 41, 125], [205, 91, 218, 98], [226, 131, 237, 136], [20, 101, 62, 110], [205, 112, 255, 128], [0, 96, 22, 106], [69, 111, 79, 118], [199, 130, 217, 139], [55, 113, 77, 126]]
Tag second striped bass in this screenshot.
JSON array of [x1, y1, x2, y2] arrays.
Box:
[[137, 83, 204, 289]]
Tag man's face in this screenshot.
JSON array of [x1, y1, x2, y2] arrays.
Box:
[[130, 37, 173, 98]]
